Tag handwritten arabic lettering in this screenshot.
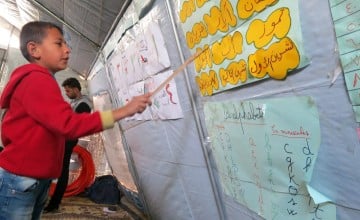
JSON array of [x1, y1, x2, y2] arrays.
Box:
[[195, 33, 300, 96], [194, 45, 212, 72], [212, 31, 243, 65], [237, 0, 279, 20], [180, 0, 307, 96], [248, 37, 300, 79], [203, 0, 237, 35], [196, 0, 208, 8], [186, 0, 237, 48], [219, 59, 247, 86], [187, 0, 278, 61], [186, 22, 208, 49], [180, 0, 209, 23], [195, 70, 219, 96], [179, 0, 196, 23], [165, 84, 177, 104], [246, 7, 291, 48], [156, 88, 172, 106], [194, 31, 243, 73]]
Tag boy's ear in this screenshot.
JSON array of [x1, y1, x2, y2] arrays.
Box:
[[27, 41, 40, 60]]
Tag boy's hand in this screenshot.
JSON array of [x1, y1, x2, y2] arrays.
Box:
[[126, 93, 152, 115], [112, 93, 152, 121]]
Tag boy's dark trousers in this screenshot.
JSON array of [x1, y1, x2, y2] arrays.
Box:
[[46, 140, 77, 210]]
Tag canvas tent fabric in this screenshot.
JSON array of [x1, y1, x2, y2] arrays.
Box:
[[88, 0, 360, 219], [0, 0, 130, 78], [0, 0, 360, 220]]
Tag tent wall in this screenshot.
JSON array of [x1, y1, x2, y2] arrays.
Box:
[[88, 0, 360, 220]]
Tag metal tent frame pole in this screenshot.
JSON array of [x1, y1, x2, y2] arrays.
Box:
[[164, 1, 226, 219]]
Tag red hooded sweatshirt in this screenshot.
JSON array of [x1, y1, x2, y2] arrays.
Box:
[[0, 64, 107, 179]]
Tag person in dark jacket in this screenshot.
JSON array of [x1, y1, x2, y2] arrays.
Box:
[[44, 77, 92, 213]]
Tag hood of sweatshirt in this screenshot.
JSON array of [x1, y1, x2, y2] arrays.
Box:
[[0, 64, 51, 109]]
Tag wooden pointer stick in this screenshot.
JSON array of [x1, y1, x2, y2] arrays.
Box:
[[151, 48, 206, 96]]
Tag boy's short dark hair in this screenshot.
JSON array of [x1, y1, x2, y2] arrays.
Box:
[[20, 21, 63, 62], [62, 77, 82, 91]]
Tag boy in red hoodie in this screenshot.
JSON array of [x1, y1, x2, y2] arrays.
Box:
[[0, 21, 151, 220]]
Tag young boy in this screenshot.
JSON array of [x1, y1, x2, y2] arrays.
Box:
[[0, 21, 151, 220]]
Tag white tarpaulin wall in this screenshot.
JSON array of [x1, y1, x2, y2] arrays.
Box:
[[88, 0, 360, 219]]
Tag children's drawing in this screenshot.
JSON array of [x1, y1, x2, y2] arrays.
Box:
[[107, 49, 129, 94], [126, 81, 153, 121], [145, 70, 184, 120], [107, 20, 173, 113], [140, 21, 171, 76]]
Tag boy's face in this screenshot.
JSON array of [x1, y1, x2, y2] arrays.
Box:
[[31, 27, 70, 73]]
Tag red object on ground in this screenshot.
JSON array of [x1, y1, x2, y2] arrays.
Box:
[[49, 145, 95, 197]]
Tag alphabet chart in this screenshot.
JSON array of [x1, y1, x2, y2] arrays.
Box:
[[204, 96, 336, 219]]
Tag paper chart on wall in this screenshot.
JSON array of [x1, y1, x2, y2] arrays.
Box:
[[115, 70, 183, 121], [107, 20, 171, 85], [204, 96, 336, 219], [145, 70, 184, 120], [107, 50, 129, 95], [178, 0, 309, 96], [107, 19, 174, 119], [140, 21, 171, 77], [126, 81, 153, 121], [118, 33, 145, 85], [328, 0, 360, 122]]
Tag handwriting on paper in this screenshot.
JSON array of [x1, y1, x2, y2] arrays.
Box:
[[179, 0, 308, 95], [204, 96, 336, 219], [330, 0, 360, 121]]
